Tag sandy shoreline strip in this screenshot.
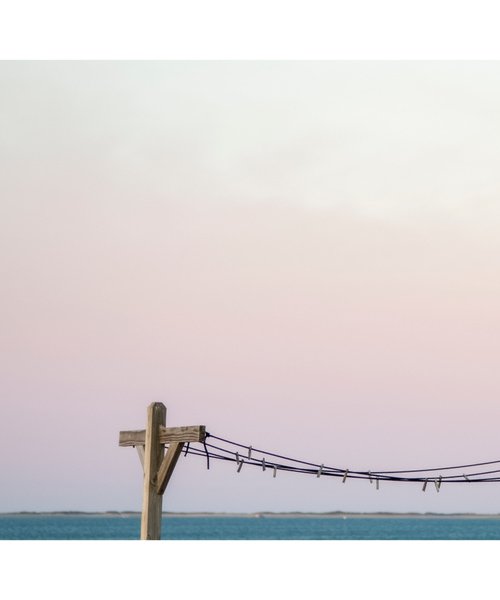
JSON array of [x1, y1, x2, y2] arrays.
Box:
[[2, 511, 500, 519]]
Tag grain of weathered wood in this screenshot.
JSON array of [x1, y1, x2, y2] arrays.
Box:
[[141, 402, 166, 540], [119, 430, 146, 446], [120, 405, 206, 540], [119, 425, 206, 446], [157, 442, 184, 495]]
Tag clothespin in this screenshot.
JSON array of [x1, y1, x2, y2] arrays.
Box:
[[342, 469, 349, 483], [248, 446, 252, 460], [235, 452, 240, 465], [434, 476, 442, 492], [463, 474, 470, 481], [262, 457, 266, 472], [237, 460, 244, 473], [368, 471, 373, 484], [273, 465, 277, 478], [422, 479, 428, 492], [376, 478, 380, 490], [317, 464, 324, 478]]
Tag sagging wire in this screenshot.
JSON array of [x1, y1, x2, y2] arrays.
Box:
[[180, 433, 500, 487]]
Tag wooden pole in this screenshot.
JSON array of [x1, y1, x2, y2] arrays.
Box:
[[119, 405, 205, 540], [141, 402, 166, 540]]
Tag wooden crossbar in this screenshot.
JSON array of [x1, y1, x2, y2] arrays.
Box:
[[119, 425, 206, 446], [119, 404, 206, 540]]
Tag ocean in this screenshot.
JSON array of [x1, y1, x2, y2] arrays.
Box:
[[2, 514, 500, 540]]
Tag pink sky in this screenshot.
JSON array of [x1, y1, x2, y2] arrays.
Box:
[[1, 61, 500, 513]]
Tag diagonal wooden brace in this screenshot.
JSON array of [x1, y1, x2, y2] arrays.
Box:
[[136, 445, 145, 470], [119, 403, 206, 540], [157, 442, 185, 495]]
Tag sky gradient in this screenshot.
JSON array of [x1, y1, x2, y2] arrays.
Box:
[[1, 61, 500, 514]]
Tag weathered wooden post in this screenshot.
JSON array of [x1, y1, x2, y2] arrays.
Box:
[[141, 402, 166, 539], [119, 402, 206, 540]]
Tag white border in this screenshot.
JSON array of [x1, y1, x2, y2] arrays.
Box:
[[1, 0, 500, 59], [1, 541, 498, 599]]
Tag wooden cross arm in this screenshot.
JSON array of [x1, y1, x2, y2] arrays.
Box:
[[119, 425, 206, 447]]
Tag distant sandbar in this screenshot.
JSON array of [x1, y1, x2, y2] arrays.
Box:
[[2, 511, 500, 520]]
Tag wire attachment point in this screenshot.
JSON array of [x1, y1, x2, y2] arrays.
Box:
[[203, 439, 210, 470]]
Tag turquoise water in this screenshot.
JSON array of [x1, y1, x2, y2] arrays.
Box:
[[2, 515, 500, 540]]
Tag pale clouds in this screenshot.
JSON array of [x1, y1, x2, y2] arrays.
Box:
[[2, 61, 500, 223], [2, 61, 500, 513]]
